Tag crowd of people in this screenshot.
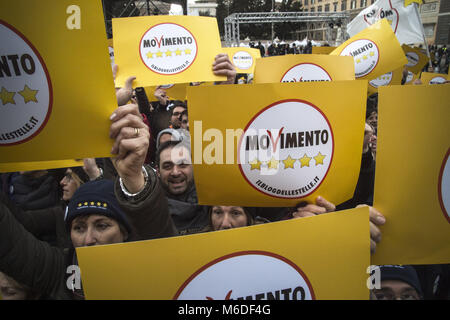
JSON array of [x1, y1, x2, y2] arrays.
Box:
[[0, 34, 449, 300], [249, 40, 315, 56]]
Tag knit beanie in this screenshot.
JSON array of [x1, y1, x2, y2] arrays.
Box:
[[65, 180, 132, 234]]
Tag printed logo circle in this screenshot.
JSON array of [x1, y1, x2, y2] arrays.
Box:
[[232, 51, 253, 70], [438, 150, 450, 223], [139, 23, 198, 75], [0, 21, 52, 146], [363, 6, 399, 33], [405, 70, 414, 84], [405, 51, 419, 67], [369, 71, 393, 88], [238, 100, 334, 199], [429, 76, 447, 85], [340, 39, 379, 78], [281, 63, 332, 83], [174, 251, 315, 300]]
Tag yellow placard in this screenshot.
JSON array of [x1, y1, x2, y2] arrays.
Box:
[[0, 0, 117, 166], [420, 72, 449, 85], [77, 207, 370, 300], [367, 67, 403, 95], [404, 70, 420, 85], [373, 84, 450, 265], [113, 16, 224, 88], [330, 19, 408, 81], [312, 46, 337, 54], [221, 47, 261, 74], [253, 54, 355, 84], [0, 159, 83, 173], [402, 44, 429, 75], [188, 81, 367, 207], [144, 83, 188, 102]]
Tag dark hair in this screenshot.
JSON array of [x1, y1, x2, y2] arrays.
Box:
[[366, 93, 378, 120], [169, 100, 187, 114], [208, 206, 255, 230], [155, 140, 191, 168]]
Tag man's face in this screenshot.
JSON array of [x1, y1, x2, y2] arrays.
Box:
[[158, 146, 194, 196], [171, 106, 186, 129], [372, 280, 420, 300], [181, 114, 189, 131]]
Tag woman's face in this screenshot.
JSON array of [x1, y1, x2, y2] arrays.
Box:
[[211, 206, 248, 231], [70, 214, 127, 248], [60, 169, 81, 201]]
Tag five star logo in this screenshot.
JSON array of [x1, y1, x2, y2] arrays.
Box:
[[239, 100, 334, 199], [363, 55, 368, 60], [314, 152, 326, 165], [184, 48, 191, 55], [156, 51, 163, 58], [146, 51, 153, 59], [18, 85, 38, 103], [175, 49, 182, 56], [267, 157, 279, 170], [356, 58, 361, 64], [165, 50, 172, 57], [283, 155, 296, 169], [299, 154, 312, 168], [0, 87, 16, 105], [249, 158, 262, 170]]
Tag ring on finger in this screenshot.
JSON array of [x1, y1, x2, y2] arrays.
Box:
[[134, 127, 140, 138]]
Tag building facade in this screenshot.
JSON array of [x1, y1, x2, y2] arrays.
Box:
[[298, 0, 444, 44]]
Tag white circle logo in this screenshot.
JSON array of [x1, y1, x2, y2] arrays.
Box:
[[369, 71, 393, 88], [0, 21, 52, 146], [429, 76, 447, 85], [232, 51, 253, 70], [281, 63, 332, 83], [438, 150, 450, 223], [405, 51, 419, 67], [139, 23, 197, 75], [174, 251, 315, 300], [238, 100, 333, 199], [340, 39, 379, 78]]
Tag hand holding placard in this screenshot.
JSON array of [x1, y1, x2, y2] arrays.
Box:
[[109, 104, 149, 194]]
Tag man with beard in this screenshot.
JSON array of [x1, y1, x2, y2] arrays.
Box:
[[155, 140, 209, 234]]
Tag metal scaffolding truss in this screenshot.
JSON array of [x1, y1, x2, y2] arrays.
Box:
[[224, 12, 350, 45]]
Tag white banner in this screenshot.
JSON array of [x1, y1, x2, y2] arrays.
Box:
[[347, 0, 424, 45]]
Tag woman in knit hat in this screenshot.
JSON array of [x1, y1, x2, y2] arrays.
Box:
[[0, 179, 134, 299]]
